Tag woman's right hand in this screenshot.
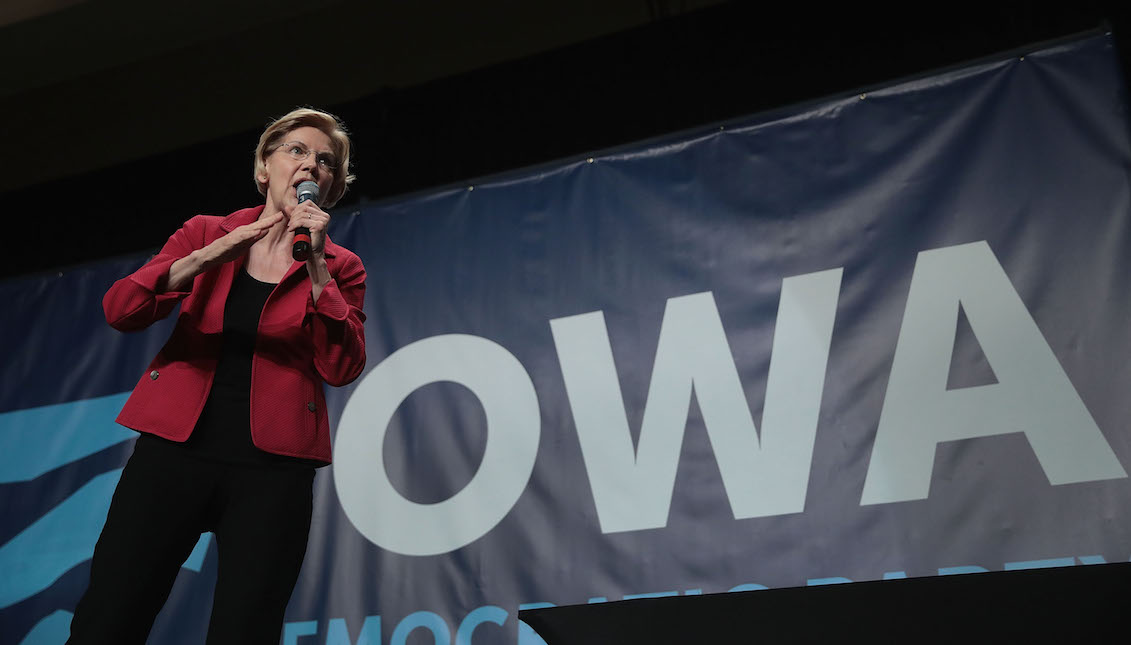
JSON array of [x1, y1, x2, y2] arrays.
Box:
[[165, 212, 284, 291]]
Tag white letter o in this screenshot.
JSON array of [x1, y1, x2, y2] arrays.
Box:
[[334, 334, 540, 556]]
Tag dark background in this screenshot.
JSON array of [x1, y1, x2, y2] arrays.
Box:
[[1, 0, 1128, 281]]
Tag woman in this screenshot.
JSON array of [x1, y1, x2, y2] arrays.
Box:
[[68, 108, 366, 644]]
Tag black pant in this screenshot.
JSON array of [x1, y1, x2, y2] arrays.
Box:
[[68, 436, 315, 645]]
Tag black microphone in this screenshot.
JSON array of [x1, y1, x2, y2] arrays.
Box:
[[292, 181, 319, 261]]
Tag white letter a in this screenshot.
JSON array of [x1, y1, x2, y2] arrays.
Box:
[[862, 241, 1126, 504]]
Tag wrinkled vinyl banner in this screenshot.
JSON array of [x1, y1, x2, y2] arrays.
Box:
[[3, 33, 1131, 645]]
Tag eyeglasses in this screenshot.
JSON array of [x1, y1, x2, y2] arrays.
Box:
[[275, 141, 339, 171]]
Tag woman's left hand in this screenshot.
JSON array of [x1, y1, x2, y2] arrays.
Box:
[[286, 201, 332, 257]]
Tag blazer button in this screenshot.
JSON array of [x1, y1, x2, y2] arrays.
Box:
[[150, 370, 159, 380], [307, 402, 316, 412]]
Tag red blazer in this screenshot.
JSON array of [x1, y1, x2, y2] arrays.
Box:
[[103, 206, 366, 463]]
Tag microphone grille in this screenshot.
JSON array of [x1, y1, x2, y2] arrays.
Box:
[[297, 181, 320, 202]]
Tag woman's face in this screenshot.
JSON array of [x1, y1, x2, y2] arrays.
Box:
[[259, 126, 337, 211]]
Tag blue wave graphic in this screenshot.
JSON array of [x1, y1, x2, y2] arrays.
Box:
[[0, 391, 215, 632], [17, 610, 72, 645], [0, 470, 121, 609], [0, 393, 135, 484], [0, 466, 215, 611], [183, 533, 212, 572]]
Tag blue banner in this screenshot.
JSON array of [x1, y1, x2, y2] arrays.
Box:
[[3, 33, 1130, 645]]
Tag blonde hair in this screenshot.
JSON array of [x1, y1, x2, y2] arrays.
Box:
[[253, 107, 355, 207]]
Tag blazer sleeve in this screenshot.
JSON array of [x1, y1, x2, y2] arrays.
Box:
[[305, 250, 367, 386], [102, 216, 206, 332]]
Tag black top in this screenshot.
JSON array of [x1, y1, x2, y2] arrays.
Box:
[[168, 267, 316, 469]]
